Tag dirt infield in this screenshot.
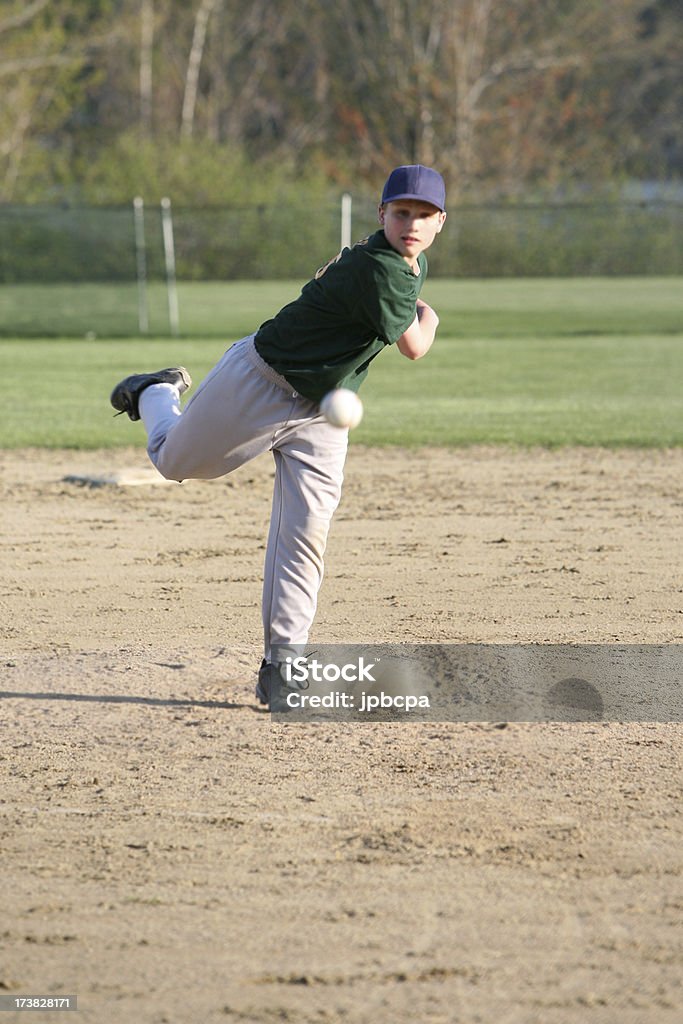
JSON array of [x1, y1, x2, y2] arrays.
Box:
[[1, 445, 681, 1023]]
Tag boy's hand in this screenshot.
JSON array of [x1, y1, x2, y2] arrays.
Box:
[[397, 299, 439, 360]]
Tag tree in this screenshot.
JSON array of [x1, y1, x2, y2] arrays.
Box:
[[315, 0, 639, 194], [0, 0, 117, 200], [139, 0, 154, 136], [2, 0, 680, 202]]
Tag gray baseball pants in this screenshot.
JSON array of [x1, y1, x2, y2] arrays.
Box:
[[139, 335, 348, 662]]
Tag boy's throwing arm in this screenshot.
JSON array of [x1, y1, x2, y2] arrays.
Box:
[[396, 299, 439, 360]]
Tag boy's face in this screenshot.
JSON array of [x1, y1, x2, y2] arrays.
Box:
[[378, 199, 446, 265]]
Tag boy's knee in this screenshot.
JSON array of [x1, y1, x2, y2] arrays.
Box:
[[148, 444, 185, 483]]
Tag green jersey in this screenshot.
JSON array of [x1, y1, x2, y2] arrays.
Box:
[[254, 229, 427, 404]]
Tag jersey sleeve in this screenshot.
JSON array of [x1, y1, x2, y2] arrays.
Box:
[[355, 255, 421, 345]]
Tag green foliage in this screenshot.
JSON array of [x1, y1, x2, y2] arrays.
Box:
[[2, 2, 682, 204], [72, 134, 332, 208], [0, 195, 680, 300], [428, 202, 683, 277], [0, 0, 112, 202], [0, 208, 151, 285]]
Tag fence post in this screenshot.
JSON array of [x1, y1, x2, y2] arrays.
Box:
[[341, 192, 352, 250], [133, 196, 149, 334], [161, 197, 180, 337]]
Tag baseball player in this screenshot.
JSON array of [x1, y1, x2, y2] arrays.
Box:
[[110, 165, 447, 707]]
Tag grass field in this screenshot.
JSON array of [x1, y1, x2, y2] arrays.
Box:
[[2, 276, 681, 448]]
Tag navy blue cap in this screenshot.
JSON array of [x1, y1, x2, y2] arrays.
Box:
[[381, 164, 446, 212]]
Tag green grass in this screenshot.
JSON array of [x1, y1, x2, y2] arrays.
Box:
[[423, 277, 683, 338], [356, 334, 682, 446], [1, 277, 681, 448], [0, 281, 301, 339], [2, 276, 681, 339]]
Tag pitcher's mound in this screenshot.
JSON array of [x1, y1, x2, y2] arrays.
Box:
[[63, 467, 173, 487]]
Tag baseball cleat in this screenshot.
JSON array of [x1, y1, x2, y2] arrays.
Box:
[[255, 659, 309, 709], [255, 659, 279, 706], [110, 366, 192, 421]]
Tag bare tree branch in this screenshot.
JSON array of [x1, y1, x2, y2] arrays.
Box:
[[0, 0, 50, 37], [181, 0, 222, 140], [140, 0, 154, 136], [0, 54, 81, 77], [465, 51, 585, 110]]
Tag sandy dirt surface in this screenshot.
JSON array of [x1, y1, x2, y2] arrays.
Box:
[[1, 445, 681, 1024]]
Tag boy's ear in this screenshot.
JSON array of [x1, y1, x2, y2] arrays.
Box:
[[377, 203, 386, 224]]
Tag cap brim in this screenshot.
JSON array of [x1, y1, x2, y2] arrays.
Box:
[[382, 192, 445, 212]]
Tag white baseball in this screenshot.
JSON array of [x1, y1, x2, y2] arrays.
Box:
[[320, 388, 364, 430]]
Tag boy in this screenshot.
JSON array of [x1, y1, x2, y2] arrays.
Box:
[[110, 164, 447, 706]]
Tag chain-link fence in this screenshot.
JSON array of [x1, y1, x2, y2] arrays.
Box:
[[0, 203, 171, 336], [0, 198, 680, 336]]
